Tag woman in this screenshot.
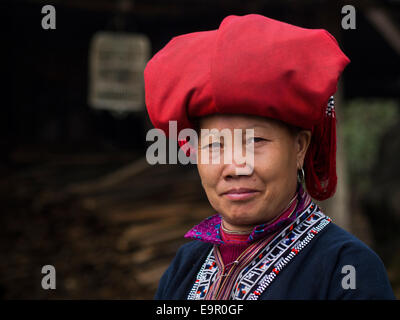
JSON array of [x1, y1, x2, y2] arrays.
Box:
[[144, 14, 395, 299]]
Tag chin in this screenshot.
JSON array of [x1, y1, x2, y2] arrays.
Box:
[[224, 210, 260, 227]]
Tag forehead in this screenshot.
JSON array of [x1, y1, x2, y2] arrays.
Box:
[[198, 114, 284, 131]]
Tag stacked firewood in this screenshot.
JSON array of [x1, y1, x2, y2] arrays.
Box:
[[1, 152, 212, 299]]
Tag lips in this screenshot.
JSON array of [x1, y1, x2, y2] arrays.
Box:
[[222, 188, 260, 201]]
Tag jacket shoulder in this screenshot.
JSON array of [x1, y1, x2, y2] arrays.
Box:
[[154, 240, 212, 299], [313, 222, 395, 299]]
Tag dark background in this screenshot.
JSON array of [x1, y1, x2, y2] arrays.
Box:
[[2, 0, 400, 299]]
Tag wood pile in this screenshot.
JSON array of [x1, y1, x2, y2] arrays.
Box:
[[0, 150, 212, 299]]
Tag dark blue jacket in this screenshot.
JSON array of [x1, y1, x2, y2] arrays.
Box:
[[155, 223, 395, 300]]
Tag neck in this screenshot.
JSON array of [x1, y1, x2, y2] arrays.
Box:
[[221, 221, 252, 235]]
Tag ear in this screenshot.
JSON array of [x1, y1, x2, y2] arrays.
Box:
[[295, 130, 312, 169]]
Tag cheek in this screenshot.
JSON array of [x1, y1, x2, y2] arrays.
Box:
[[254, 143, 296, 181], [197, 163, 219, 190], [197, 163, 223, 212]]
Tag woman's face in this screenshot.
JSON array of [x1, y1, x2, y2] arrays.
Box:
[[196, 114, 311, 231]]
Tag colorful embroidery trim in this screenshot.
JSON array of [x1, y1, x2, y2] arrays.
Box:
[[187, 201, 331, 300]]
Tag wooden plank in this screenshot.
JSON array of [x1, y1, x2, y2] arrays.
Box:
[[101, 203, 202, 223], [116, 216, 182, 251], [135, 263, 170, 287], [139, 227, 189, 246]]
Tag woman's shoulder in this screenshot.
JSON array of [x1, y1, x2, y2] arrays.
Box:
[[180, 239, 213, 251], [176, 240, 213, 258], [312, 221, 386, 270], [310, 221, 395, 299], [316, 221, 379, 258], [154, 240, 213, 299], [163, 240, 213, 278]]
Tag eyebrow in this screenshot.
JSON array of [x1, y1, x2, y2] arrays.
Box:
[[200, 128, 232, 138], [246, 124, 273, 130], [198, 123, 274, 139], [200, 124, 272, 131]]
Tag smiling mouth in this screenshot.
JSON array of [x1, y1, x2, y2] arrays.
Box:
[[222, 188, 260, 201]]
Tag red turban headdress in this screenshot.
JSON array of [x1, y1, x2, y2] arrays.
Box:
[[144, 14, 350, 201]]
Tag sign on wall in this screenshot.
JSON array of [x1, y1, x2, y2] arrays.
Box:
[[88, 31, 150, 113]]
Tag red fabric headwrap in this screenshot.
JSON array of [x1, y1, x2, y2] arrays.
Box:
[[144, 14, 350, 201], [304, 97, 338, 200]]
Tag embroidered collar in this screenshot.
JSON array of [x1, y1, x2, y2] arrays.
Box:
[[184, 183, 312, 244]]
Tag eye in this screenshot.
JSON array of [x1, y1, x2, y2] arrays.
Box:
[[209, 141, 222, 148], [247, 137, 266, 144], [202, 141, 222, 149]]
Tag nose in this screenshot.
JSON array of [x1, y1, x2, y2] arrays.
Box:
[[222, 156, 254, 180], [221, 136, 255, 178]]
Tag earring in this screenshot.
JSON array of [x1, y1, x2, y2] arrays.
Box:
[[297, 167, 305, 184]]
